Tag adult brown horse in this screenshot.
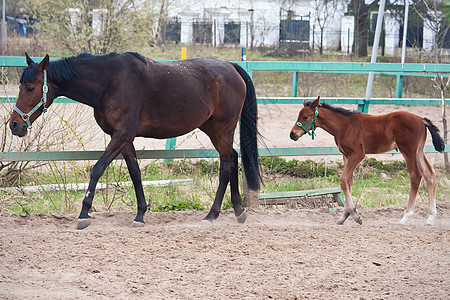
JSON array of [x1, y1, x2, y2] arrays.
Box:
[[290, 96, 445, 225], [10, 52, 260, 229]]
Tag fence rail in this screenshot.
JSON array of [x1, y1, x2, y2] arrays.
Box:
[[1, 56, 449, 162]]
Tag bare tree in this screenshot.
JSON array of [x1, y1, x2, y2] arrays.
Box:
[[155, 0, 176, 48], [412, 0, 450, 63], [350, 0, 377, 58], [413, 0, 449, 171], [312, 0, 339, 54]]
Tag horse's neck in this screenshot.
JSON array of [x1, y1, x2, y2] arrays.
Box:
[[317, 108, 349, 138], [54, 74, 102, 109]]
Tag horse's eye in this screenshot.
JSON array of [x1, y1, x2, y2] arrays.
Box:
[[27, 87, 35, 92], [303, 116, 309, 120]]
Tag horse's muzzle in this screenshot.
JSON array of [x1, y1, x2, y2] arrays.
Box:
[[10, 120, 28, 137], [290, 130, 300, 141]]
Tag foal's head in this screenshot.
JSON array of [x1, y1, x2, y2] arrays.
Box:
[[10, 53, 50, 137], [290, 96, 320, 141]]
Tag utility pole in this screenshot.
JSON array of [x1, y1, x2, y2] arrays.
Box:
[[359, 0, 386, 113]]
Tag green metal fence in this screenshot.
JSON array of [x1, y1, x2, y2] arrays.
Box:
[[1, 56, 449, 162]]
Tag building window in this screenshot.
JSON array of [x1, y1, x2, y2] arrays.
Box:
[[193, 21, 212, 44], [165, 20, 181, 43], [224, 21, 240, 44]]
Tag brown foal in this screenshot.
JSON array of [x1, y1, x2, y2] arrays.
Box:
[[290, 96, 445, 225]]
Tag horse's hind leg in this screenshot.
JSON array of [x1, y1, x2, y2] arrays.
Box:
[[229, 149, 246, 223], [337, 153, 364, 225], [399, 152, 422, 225], [200, 121, 244, 224], [122, 143, 147, 227], [417, 150, 437, 225], [202, 153, 232, 223]]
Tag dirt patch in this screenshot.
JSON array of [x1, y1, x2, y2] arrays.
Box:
[[1, 201, 449, 299]]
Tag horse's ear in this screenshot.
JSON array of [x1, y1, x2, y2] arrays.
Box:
[[38, 54, 50, 71], [303, 100, 307, 107], [25, 52, 34, 66], [311, 96, 320, 109]]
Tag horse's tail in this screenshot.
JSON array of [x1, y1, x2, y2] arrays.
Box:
[[232, 62, 261, 190], [423, 118, 445, 152]]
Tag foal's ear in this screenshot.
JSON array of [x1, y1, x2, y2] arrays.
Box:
[[25, 52, 34, 66], [311, 96, 320, 109], [37, 54, 50, 71]]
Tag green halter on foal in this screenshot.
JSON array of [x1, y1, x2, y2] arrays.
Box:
[[295, 106, 318, 140], [13, 69, 48, 130]]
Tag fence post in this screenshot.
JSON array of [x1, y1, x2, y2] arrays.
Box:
[[164, 47, 187, 163], [395, 75, 403, 98], [292, 71, 298, 97]]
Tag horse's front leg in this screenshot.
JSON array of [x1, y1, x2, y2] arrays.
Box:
[[122, 143, 147, 227], [337, 153, 364, 225], [77, 135, 128, 229]]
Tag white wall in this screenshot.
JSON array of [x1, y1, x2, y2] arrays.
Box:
[[166, 0, 346, 49]]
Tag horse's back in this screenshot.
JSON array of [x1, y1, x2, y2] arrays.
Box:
[[356, 111, 426, 154], [129, 57, 245, 138]]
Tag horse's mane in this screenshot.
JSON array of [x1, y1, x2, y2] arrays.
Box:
[[20, 52, 147, 84], [305, 101, 361, 116]]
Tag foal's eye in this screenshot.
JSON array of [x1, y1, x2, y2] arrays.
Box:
[[303, 116, 309, 120], [26, 87, 35, 92]]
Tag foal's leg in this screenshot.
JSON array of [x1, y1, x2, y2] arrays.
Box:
[[399, 152, 422, 225], [122, 143, 148, 227], [337, 153, 364, 225], [416, 150, 437, 225], [77, 134, 128, 229]]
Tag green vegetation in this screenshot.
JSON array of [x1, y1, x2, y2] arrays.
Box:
[[0, 157, 447, 216]]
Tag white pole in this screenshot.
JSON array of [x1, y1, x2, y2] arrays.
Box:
[[1, 0, 6, 54], [362, 0, 386, 112], [401, 0, 409, 65]]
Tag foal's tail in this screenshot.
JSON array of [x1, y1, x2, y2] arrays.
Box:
[[232, 63, 261, 190], [423, 118, 445, 152]]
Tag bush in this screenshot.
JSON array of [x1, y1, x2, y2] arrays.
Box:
[[260, 157, 338, 178], [152, 200, 204, 212]]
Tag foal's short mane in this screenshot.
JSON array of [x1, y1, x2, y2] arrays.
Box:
[[20, 52, 147, 85], [305, 101, 361, 116]]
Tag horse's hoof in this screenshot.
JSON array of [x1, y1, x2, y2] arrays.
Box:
[[77, 218, 91, 230], [355, 217, 363, 225], [426, 215, 435, 226], [336, 220, 344, 225], [131, 221, 145, 228], [236, 209, 247, 224], [200, 219, 213, 226]]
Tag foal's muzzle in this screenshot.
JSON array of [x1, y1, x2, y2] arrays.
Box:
[[10, 120, 28, 137], [290, 131, 298, 141]]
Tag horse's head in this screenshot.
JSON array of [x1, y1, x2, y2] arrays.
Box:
[[10, 53, 51, 137], [290, 96, 320, 141]]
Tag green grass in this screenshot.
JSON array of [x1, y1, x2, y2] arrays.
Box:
[[1, 157, 447, 216]]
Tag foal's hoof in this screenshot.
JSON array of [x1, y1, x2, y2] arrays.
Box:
[[426, 215, 435, 226], [200, 219, 214, 226], [236, 209, 247, 224], [131, 221, 145, 228], [77, 218, 91, 230], [355, 217, 363, 225]]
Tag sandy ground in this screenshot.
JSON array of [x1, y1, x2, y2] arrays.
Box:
[[1, 84, 449, 299], [0, 202, 449, 300]]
